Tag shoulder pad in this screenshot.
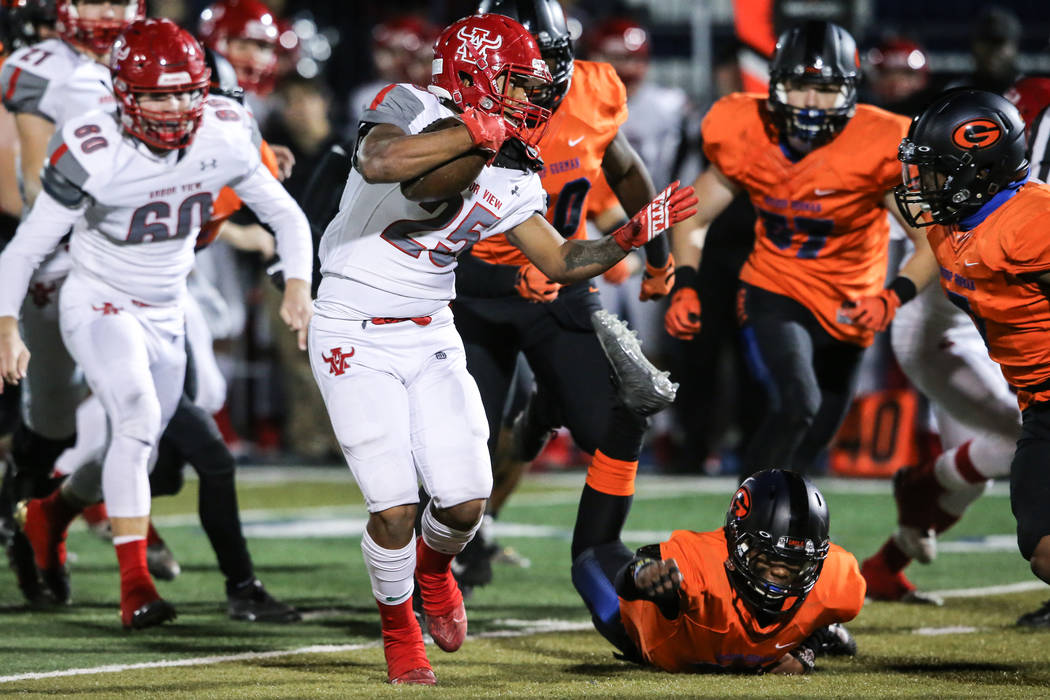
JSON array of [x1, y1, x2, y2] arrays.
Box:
[[361, 83, 446, 136], [41, 129, 91, 207]]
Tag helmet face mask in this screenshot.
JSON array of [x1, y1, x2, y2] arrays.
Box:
[[723, 470, 830, 618], [430, 14, 553, 151], [767, 21, 859, 149], [56, 0, 143, 57], [893, 88, 1028, 227], [111, 19, 211, 151]]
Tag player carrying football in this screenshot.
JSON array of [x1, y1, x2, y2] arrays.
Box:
[[308, 13, 695, 685]]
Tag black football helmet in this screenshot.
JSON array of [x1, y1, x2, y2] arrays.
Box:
[[894, 88, 1028, 228], [477, 0, 573, 112], [0, 0, 55, 51], [767, 20, 859, 147], [724, 469, 830, 618]]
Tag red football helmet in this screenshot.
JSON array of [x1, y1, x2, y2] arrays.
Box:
[[372, 15, 438, 85], [1005, 76, 1050, 134], [56, 0, 143, 56], [586, 17, 649, 90], [430, 14, 552, 150], [110, 19, 211, 150], [198, 0, 279, 95]]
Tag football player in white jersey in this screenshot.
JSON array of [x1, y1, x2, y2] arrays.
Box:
[[0, 0, 143, 606], [311, 13, 695, 685], [0, 18, 313, 629]]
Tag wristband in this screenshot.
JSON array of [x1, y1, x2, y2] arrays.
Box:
[[673, 265, 698, 292], [888, 276, 917, 305]]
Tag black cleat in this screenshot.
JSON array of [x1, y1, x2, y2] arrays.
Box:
[[6, 531, 54, 607], [126, 599, 178, 630], [1017, 600, 1050, 628], [40, 565, 71, 606], [451, 531, 494, 589], [811, 623, 858, 656], [227, 578, 301, 623]]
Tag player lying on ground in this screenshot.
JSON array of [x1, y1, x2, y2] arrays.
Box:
[[572, 468, 864, 673]]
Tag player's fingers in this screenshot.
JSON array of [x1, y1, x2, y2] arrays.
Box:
[[17, 349, 29, 379], [297, 325, 308, 351]]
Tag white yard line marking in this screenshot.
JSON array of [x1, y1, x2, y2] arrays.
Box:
[[913, 626, 981, 635], [930, 580, 1047, 598], [0, 620, 593, 684]]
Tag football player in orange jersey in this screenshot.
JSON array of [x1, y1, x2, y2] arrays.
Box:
[[449, 0, 679, 587], [572, 468, 864, 673], [665, 21, 938, 481], [881, 88, 1050, 626]]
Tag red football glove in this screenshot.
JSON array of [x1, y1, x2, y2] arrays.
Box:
[[515, 262, 561, 303], [640, 253, 676, 301], [460, 106, 507, 154], [602, 256, 632, 285], [664, 287, 701, 340], [839, 288, 901, 332], [612, 181, 699, 252]]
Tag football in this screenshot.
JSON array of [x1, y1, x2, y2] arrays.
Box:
[[401, 117, 487, 202]]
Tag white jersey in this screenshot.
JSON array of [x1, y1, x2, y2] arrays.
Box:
[[315, 84, 546, 319], [0, 38, 116, 282], [0, 38, 115, 126], [0, 96, 313, 317]]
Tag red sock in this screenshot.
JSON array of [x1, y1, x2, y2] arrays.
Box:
[[146, 521, 163, 547], [415, 536, 461, 616], [115, 539, 158, 625], [377, 599, 430, 680], [31, 490, 82, 568], [879, 537, 912, 573]]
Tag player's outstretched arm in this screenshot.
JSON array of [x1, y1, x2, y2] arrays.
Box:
[[232, 166, 315, 350], [356, 108, 505, 184], [664, 165, 740, 340], [839, 191, 940, 333], [507, 182, 697, 285]]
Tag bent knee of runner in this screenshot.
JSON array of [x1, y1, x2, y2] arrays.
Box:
[[367, 504, 418, 548]]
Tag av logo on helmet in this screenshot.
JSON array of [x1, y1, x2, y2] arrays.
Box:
[[731, 486, 751, 518], [455, 26, 503, 64], [952, 118, 1002, 149], [113, 43, 131, 62]]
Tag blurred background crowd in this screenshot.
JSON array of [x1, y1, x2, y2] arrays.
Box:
[[120, 0, 1049, 478]]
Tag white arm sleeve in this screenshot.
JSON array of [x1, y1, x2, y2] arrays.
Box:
[[230, 165, 314, 284], [0, 190, 83, 317]]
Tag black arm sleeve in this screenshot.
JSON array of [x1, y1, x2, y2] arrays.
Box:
[[613, 545, 682, 620]]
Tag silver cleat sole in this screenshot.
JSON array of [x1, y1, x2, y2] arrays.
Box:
[[591, 309, 679, 416]]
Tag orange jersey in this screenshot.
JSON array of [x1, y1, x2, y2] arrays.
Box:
[[197, 139, 281, 248], [703, 93, 910, 346], [619, 529, 865, 673], [471, 60, 627, 266], [926, 182, 1050, 410]]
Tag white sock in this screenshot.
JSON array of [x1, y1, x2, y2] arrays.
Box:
[[113, 535, 145, 546], [360, 530, 415, 606], [421, 504, 482, 556]]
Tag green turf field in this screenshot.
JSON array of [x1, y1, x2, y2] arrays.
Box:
[[2, 469, 1047, 698]]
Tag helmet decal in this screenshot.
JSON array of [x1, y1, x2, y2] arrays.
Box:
[[730, 486, 751, 519], [951, 119, 1002, 149], [455, 25, 503, 63]]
